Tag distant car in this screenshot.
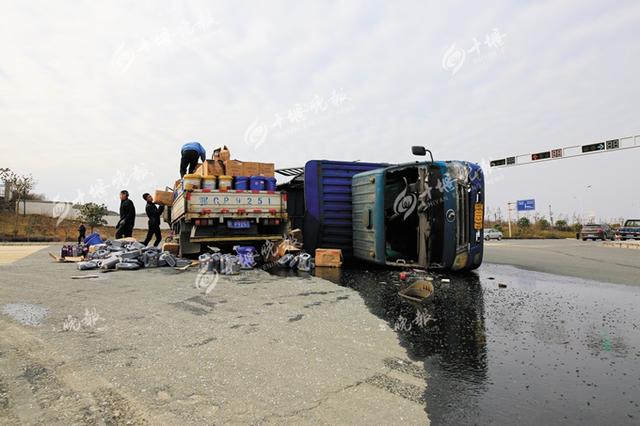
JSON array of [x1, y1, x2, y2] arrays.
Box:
[[484, 229, 503, 241], [616, 219, 640, 240], [580, 224, 615, 241]]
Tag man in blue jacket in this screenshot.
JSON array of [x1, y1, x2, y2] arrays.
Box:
[[180, 142, 206, 177]]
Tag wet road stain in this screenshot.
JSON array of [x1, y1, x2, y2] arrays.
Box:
[[269, 261, 640, 425], [184, 337, 217, 348], [365, 373, 424, 403], [288, 314, 304, 322]]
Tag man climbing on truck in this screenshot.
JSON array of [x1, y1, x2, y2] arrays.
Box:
[[180, 141, 206, 177]]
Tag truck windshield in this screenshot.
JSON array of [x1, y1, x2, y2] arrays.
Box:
[[382, 163, 449, 267]]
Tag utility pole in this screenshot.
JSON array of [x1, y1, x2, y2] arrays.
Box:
[[549, 204, 554, 226], [507, 202, 515, 238]]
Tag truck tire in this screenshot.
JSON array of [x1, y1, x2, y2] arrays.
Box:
[[174, 219, 200, 257]]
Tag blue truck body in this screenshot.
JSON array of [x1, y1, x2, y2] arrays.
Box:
[[302, 160, 388, 255], [351, 160, 484, 271]]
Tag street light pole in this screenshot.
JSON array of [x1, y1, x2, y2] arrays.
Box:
[[507, 202, 514, 238]]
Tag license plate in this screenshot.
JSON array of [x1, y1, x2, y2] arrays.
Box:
[[227, 220, 251, 229], [474, 203, 484, 230]]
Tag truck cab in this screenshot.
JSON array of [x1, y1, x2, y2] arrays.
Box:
[[352, 160, 484, 271]]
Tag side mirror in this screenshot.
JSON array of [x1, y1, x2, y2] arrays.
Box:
[[411, 146, 434, 162], [411, 146, 426, 156]]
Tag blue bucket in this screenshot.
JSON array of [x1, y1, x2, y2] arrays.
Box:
[[265, 177, 277, 191], [83, 232, 103, 247], [235, 176, 249, 190], [249, 176, 266, 191]]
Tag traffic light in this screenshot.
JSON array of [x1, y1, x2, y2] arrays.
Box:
[[490, 159, 506, 167]]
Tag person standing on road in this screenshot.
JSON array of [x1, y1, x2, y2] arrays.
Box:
[[77, 223, 86, 244], [180, 141, 206, 177], [115, 190, 136, 239], [142, 193, 164, 247]]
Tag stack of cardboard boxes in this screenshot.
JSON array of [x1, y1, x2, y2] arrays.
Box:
[[195, 145, 275, 178]]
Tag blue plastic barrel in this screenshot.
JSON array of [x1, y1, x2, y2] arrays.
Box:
[[265, 177, 277, 191], [249, 176, 266, 191], [83, 232, 103, 246], [235, 176, 249, 190]]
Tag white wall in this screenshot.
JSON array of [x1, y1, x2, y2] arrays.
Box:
[[16, 200, 169, 230]]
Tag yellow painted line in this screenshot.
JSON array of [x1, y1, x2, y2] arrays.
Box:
[[0, 245, 50, 265]]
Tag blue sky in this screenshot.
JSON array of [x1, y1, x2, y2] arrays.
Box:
[[1, 0, 639, 221]]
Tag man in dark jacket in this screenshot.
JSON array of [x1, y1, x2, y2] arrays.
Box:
[[115, 190, 136, 239], [180, 141, 206, 177], [142, 193, 165, 246], [77, 223, 86, 244]]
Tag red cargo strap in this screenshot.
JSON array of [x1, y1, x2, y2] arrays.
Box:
[[220, 208, 230, 214], [253, 209, 262, 213], [201, 208, 212, 214], [237, 208, 246, 215]]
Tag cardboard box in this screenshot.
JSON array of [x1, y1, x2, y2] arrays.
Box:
[[259, 162, 275, 177], [242, 161, 261, 177], [224, 160, 243, 177], [196, 160, 224, 176], [162, 242, 180, 256], [220, 146, 230, 161], [315, 248, 343, 268], [154, 190, 174, 206]]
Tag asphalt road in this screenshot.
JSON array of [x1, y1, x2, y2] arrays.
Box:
[[2, 242, 640, 425], [484, 239, 640, 286], [0, 246, 429, 425]]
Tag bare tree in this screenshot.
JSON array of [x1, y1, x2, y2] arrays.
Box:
[[2, 171, 36, 236]]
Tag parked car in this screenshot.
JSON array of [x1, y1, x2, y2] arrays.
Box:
[[484, 228, 503, 241], [616, 219, 640, 240], [580, 223, 615, 241]]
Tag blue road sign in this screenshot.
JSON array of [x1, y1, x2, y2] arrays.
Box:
[[517, 199, 535, 211]]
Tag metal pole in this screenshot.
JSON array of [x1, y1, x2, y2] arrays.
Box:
[[549, 204, 553, 226], [507, 202, 513, 238]]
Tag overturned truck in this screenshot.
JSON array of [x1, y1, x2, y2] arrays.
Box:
[[279, 150, 484, 272]]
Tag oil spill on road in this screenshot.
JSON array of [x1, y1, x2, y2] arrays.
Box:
[[268, 262, 640, 425]]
